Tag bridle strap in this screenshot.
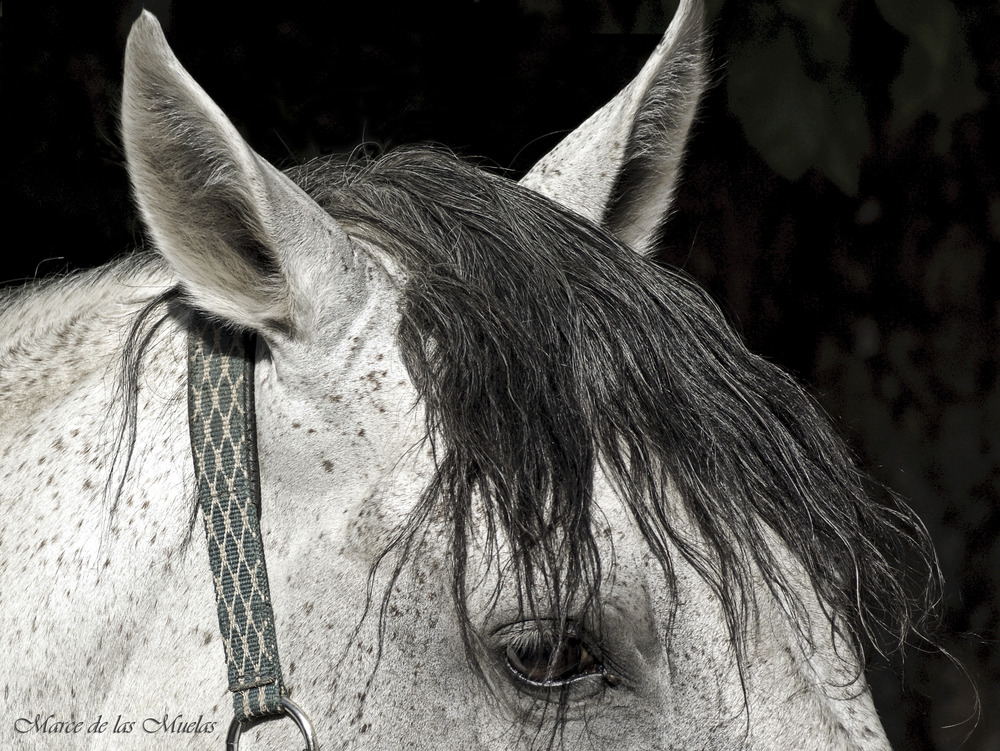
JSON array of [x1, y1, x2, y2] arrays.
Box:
[[187, 313, 285, 722]]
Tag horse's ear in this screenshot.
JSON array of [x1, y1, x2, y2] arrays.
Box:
[[122, 12, 357, 337], [520, 0, 706, 256]]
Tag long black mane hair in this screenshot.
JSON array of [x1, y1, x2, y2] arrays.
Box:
[[289, 146, 940, 673]]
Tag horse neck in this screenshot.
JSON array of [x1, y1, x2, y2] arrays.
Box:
[[0, 255, 187, 552], [1, 256, 176, 410]]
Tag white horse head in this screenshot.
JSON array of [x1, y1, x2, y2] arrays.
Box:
[[2, 2, 937, 748]]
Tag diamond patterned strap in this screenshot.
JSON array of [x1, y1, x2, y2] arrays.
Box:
[[188, 312, 285, 723]]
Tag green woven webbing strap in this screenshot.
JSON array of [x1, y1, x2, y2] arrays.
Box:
[[187, 312, 285, 723]]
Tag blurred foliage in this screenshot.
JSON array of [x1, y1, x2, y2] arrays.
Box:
[[727, 0, 982, 193], [875, 0, 984, 149], [708, 0, 982, 193], [727, 16, 867, 194], [594, 0, 984, 194]]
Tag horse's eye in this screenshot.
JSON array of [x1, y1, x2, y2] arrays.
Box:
[[505, 631, 602, 686]]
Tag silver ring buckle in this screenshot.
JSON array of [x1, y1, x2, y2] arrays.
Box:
[[225, 697, 318, 751]]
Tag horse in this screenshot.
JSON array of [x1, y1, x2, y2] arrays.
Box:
[[1, 1, 939, 748]]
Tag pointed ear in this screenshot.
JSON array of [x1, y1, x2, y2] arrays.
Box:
[[121, 12, 360, 337], [520, 0, 706, 256]]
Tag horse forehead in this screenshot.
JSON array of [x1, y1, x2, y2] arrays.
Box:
[[257, 282, 432, 537]]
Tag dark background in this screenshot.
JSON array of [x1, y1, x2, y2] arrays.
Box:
[[4, 1, 997, 748]]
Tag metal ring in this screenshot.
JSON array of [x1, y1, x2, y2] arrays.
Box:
[[226, 697, 318, 751]]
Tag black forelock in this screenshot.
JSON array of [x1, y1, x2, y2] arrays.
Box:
[[289, 147, 939, 675]]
